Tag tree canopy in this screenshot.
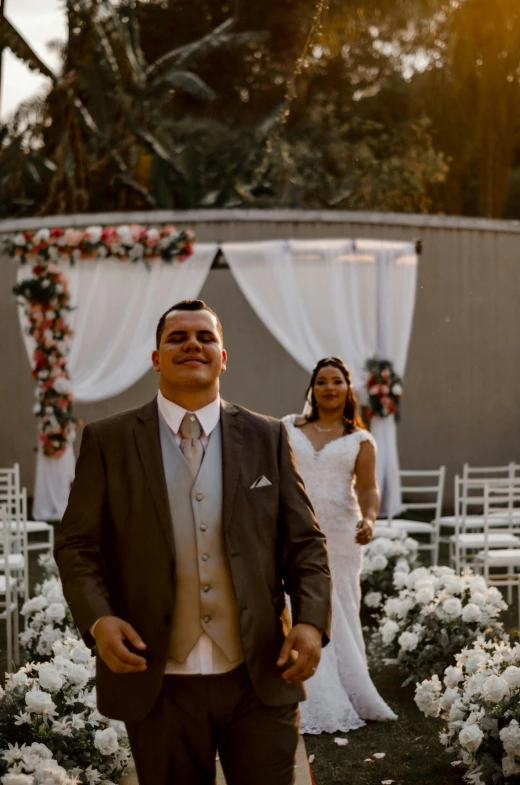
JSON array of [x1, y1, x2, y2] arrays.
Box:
[[1, 0, 519, 218]]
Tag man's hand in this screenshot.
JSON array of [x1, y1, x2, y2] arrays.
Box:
[[277, 623, 322, 684], [94, 616, 147, 674], [355, 517, 374, 545]]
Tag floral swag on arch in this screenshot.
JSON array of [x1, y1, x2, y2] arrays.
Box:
[[5, 225, 195, 459]]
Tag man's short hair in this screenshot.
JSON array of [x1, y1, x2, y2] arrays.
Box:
[[155, 300, 224, 349]]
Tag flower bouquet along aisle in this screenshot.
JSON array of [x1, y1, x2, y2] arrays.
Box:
[[415, 637, 520, 784], [0, 639, 131, 785], [368, 567, 508, 685], [361, 527, 419, 612], [20, 578, 78, 662]]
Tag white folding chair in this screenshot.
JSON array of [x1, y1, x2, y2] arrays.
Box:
[[0, 469, 28, 607], [387, 467, 446, 565], [449, 476, 520, 573], [10, 464, 54, 555], [474, 479, 520, 623], [439, 463, 520, 534], [0, 504, 20, 669]]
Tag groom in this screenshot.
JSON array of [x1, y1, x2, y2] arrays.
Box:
[[55, 299, 332, 785]]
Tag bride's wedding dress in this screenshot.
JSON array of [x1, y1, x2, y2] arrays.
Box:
[[283, 415, 397, 734]]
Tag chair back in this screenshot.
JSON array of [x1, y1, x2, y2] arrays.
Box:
[[388, 467, 446, 523]]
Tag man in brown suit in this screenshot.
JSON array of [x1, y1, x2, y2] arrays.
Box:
[[55, 299, 332, 785]]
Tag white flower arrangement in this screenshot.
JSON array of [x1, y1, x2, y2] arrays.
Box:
[[415, 637, 520, 784], [0, 639, 130, 785], [37, 554, 60, 579], [20, 579, 78, 662], [368, 567, 507, 685], [361, 527, 419, 611]]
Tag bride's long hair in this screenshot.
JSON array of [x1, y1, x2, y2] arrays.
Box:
[[302, 357, 365, 435]]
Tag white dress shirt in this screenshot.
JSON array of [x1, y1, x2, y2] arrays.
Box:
[[93, 392, 238, 676]]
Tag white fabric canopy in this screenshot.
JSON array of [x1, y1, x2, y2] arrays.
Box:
[[222, 239, 418, 513], [18, 245, 218, 520]]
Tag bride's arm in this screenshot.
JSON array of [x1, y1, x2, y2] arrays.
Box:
[[354, 441, 380, 544]]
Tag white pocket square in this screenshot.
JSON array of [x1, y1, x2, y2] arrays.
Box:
[[250, 476, 272, 489]]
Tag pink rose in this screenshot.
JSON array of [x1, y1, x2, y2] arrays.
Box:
[[381, 396, 392, 407], [369, 385, 380, 395], [380, 385, 390, 395], [65, 229, 83, 247]]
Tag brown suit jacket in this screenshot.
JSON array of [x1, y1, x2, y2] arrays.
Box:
[[54, 399, 332, 722]]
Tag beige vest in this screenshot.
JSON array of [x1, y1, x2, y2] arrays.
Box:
[[158, 413, 244, 666]]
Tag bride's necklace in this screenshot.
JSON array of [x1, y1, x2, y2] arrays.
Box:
[[313, 422, 341, 433]]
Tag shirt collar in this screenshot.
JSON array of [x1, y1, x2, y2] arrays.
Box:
[[157, 391, 221, 437]]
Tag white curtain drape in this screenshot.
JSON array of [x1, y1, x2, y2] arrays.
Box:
[[222, 239, 418, 514], [18, 245, 218, 520]]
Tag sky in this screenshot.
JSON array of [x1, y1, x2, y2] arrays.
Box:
[[1, 0, 67, 120]]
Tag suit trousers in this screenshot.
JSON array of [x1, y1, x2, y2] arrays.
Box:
[[125, 664, 300, 785]]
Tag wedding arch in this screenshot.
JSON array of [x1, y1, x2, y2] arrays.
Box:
[[3, 225, 418, 519]]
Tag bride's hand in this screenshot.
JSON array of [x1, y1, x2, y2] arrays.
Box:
[[355, 517, 374, 545]]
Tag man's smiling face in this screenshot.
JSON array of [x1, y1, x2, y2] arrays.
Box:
[[152, 308, 227, 394]]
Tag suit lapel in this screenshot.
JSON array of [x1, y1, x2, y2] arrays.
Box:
[[134, 399, 175, 555], [220, 400, 243, 537]]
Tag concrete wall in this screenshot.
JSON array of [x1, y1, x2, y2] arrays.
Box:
[[1, 209, 520, 510]]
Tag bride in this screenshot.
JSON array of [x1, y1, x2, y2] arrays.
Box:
[[282, 356, 397, 734]]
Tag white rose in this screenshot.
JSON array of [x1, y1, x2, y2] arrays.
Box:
[[45, 603, 66, 623], [13, 233, 27, 247], [442, 597, 463, 618], [444, 666, 464, 688], [462, 603, 482, 623], [22, 596, 48, 615], [443, 575, 464, 595], [384, 597, 403, 619], [381, 619, 400, 644], [11, 672, 29, 685], [468, 575, 488, 594], [503, 755, 520, 777], [394, 559, 411, 574], [117, 226, 133, 246], [1, 774, 34, 785], [371, 554, 388, 571], [364, 592, 382, 608], [465, 649, 488, 674], [29, 743, 53, 759], [392, 572, 409, 590], [25, 690, 56, 714], [449, 701, 466, 722], [94, 727, 119, 756], [85, 226, 103, 244], [35, 228, 51, 243], [52, 378, 72, 395], [482, 674, 509, 703], [70, 645, 91, 665], [415, 587, 435, 605], [38, 666, 63, 693], [33, 760, 69, 783], [398, 631, 419, 652], [503, 666, 520, 689], [62, 662, 90, 688], [470, 592, 487, 607], [459, 723, 484, 752], [414, 676, 442, 717], [500, 719, 520, 758], [391, 383, 403, 396], [439, 687, 460, 711]]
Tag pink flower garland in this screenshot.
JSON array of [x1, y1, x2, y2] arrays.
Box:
[[13, 262, 77, 458], [6, 224, 195, 458]]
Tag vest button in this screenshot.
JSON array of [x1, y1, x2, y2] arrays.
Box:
[[203, 615, 211, 623], [201, 553, 209, 561], [196, 493, 204, 501], [203, 585, 210, 592], [200, 524, 207, 532]]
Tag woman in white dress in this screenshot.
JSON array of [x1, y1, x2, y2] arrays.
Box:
[[283, 356, 397, 734]]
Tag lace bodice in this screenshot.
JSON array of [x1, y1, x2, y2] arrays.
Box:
[[283, 415, 396, 733], [282, 415, 377, 537]]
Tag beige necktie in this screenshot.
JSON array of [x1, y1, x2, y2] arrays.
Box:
[[179, 412, 204, 476]]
